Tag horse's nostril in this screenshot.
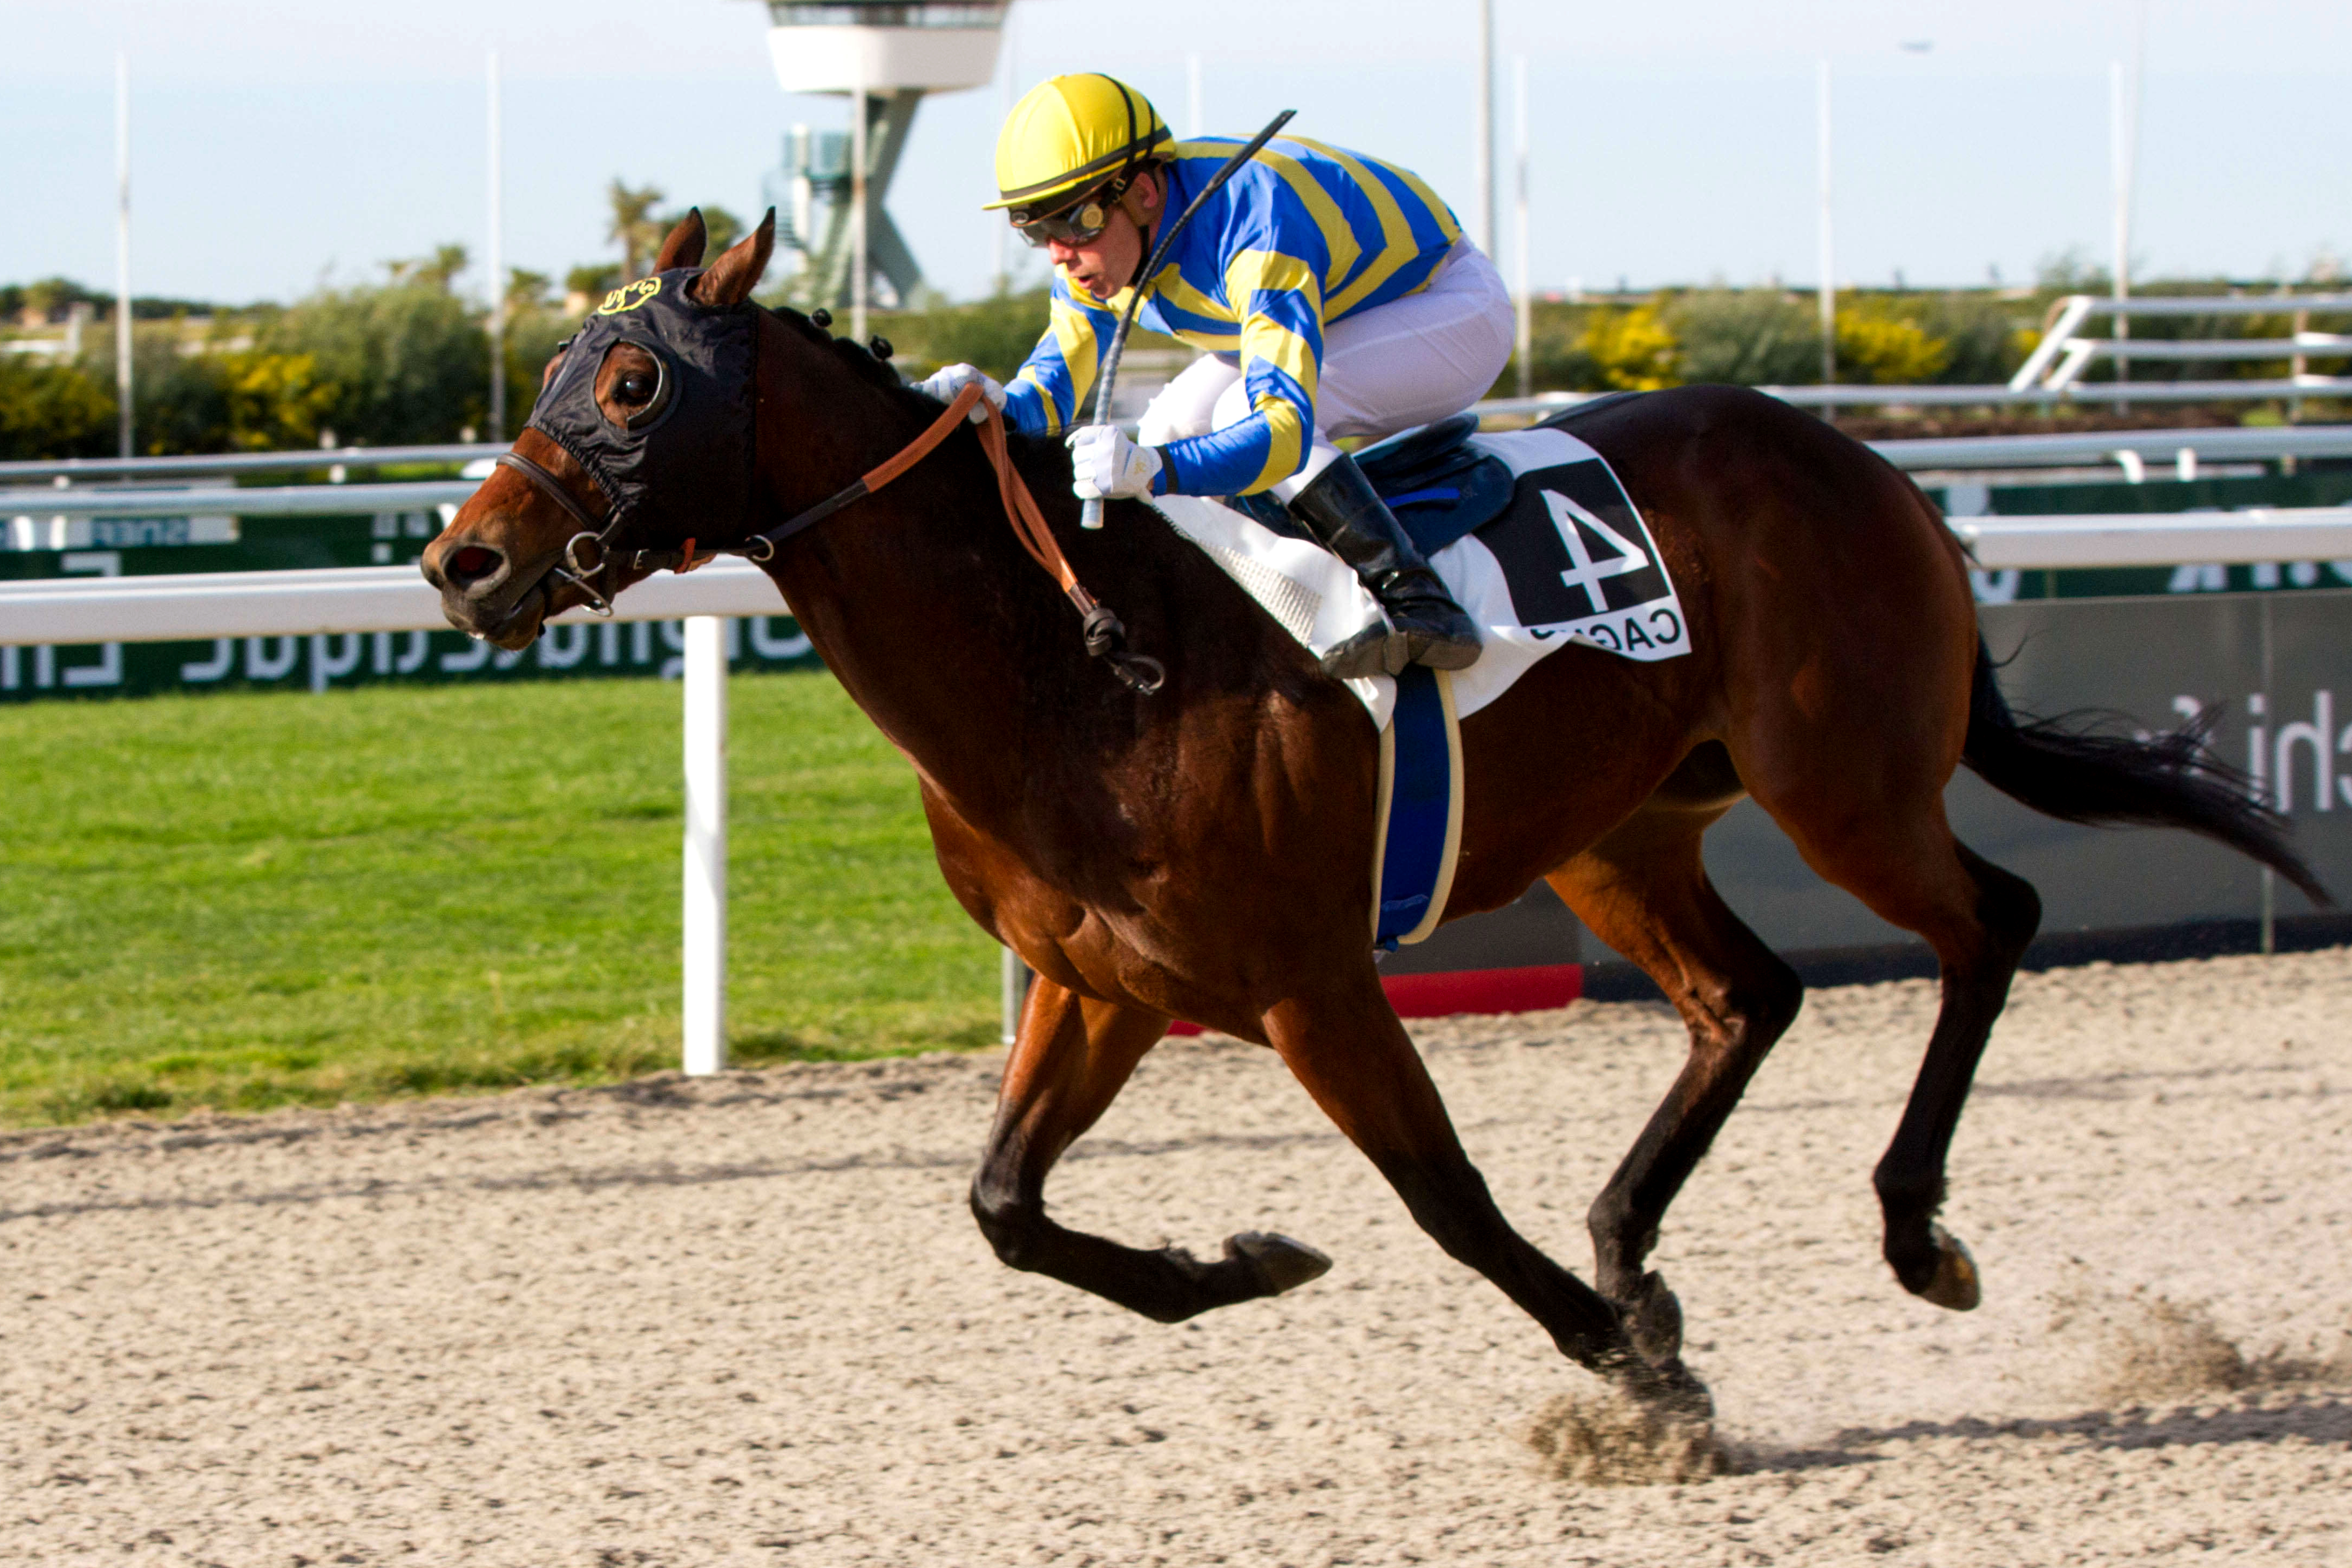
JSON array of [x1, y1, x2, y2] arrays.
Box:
[[447, 545, 502, 586]]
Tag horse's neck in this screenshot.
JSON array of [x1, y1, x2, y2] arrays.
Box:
[[752, 330, 1066, 799]]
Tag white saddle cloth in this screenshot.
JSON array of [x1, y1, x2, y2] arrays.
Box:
[[1150, 426, 1692, 730]]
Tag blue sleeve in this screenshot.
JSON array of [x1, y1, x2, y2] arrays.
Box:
[[1002, 278, 1118, 438], [1154, 248, 1324, 496]]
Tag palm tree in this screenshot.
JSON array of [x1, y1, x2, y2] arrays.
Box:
[[608, 180, 666, 282]]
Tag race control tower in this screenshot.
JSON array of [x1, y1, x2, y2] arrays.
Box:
[[754, 2, 1008, 310]]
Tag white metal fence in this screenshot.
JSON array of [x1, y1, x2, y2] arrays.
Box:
[[2011, 292, 2352, 396]]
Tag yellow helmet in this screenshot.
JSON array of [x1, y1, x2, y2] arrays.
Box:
[[986, 74, 1172, 214]]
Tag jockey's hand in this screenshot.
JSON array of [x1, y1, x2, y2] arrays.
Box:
[[1068, 424, 1164, 500], [914, 362, 1005, 424]]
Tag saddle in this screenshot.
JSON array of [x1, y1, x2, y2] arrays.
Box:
[[1226, 392, 1649, 554]]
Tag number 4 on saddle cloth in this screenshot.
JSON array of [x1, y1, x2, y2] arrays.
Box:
[[1148, 396, 1691, 950]]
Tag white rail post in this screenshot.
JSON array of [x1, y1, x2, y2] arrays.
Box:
[[682, 615, 728, 1074], [1000, 946, 1030, 1046]]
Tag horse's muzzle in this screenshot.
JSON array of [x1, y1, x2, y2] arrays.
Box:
[[418, 537, 551, 650]]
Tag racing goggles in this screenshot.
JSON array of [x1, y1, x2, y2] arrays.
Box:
[[1010, 180, 1129, 248]]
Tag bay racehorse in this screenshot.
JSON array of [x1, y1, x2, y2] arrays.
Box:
[[422, 212, 2323, 1421]]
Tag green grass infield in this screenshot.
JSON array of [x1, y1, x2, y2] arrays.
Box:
[[0, 670, 1001, 1127]]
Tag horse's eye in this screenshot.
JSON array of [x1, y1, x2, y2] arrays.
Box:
[[618, 372, 655, 402]]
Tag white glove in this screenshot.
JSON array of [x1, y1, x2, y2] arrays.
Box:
[[1068, 424, 1164, 500], [914, 362, 1006, 424]]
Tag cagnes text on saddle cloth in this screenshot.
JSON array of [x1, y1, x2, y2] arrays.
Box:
[[1150, 425, 1692, 733]]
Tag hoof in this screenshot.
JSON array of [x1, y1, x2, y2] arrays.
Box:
[[1226, 1232, 1333, 1296], [1620, 1272, 1686, 1366], [1638, 1356, 1716, 1425], [1914, 1224, 1982, 1312]]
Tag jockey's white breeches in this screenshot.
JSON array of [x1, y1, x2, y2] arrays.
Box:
[[1136, 238, 1516, 502]]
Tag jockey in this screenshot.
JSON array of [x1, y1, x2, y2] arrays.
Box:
[[918, 74, 1511, 679]]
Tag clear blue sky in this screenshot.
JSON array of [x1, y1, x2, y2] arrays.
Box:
[[6, 0, 2347, 308]]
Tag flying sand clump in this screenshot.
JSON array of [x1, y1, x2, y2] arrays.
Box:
[[2051, 1280, 2352, 1407], [1522, 1384, 1724, 1486]]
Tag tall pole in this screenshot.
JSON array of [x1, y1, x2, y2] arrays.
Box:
[[992, 12, 1014, 292], [2110, 56, 2138, 410], [850, 76, 869, 344], [1472, 0, 1494, 254], [114, 54, 133, 460], [1514, 54, 1532, 400], [1816, 58, 1836, 397], [486, 49, 507, 440]]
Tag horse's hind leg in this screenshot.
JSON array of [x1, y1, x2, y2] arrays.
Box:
[[969, 974, 1332, 1324], [1544, 802, 1804, 1368], [1758, 798, 2042, 1308], [1863, 840, 2040, 1307]]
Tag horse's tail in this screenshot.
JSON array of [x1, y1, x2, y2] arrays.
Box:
[[1960, 638, 2332, 906]]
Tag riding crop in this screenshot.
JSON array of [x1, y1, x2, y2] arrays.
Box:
[[1078, 107, 1296, 530]]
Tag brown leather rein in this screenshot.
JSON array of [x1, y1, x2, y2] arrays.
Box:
[[494, 378, 1164, 694]]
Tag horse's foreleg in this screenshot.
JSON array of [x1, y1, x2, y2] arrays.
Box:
[[1544, 814, 1802, 1370], [970, 974, 1332, 1324], [1261, 988, 1706, 1414]]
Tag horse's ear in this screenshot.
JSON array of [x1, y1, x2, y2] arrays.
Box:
[[652, 209, 708, 273], [690, 210, 775, 307]]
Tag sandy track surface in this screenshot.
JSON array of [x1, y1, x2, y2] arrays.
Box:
[[2, 950, 2348, 1566]]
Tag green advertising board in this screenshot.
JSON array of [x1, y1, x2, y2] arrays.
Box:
[[0, 500, 820, 704]]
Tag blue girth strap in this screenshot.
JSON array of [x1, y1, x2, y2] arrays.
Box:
[[1374, 665, 1464, 950]]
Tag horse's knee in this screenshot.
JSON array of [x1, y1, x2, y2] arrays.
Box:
[[969, 1174, 1044, 1272]]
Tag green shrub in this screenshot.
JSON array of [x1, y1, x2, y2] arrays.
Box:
[[1664, 290, 1823, 386], [0, 354, 114, 460], [864, 286, 1054, 382]]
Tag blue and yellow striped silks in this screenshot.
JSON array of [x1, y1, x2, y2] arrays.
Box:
[[1000, 136, 1462, 497]]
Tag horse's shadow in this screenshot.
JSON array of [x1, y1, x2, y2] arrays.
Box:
[[1730, 1390, 2352, 1474]]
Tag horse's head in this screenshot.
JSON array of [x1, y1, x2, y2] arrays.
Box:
[[422, 209, 776, 648]]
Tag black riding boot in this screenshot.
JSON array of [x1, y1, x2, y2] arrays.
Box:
[[1287, 454, 1481, 680]]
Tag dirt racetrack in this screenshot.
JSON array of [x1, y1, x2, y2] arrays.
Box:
[[2, 949, 2348, 1566]]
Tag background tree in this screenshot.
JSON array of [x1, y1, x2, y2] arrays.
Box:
[[261, 270, 487, 446], [563, 264, 622, 314], [608, 181, 666, 282], [504, 268, 554, 315], [386, 243, 471, 294]]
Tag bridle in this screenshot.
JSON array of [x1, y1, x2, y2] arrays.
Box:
[[491, 367, 1166, 694]]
